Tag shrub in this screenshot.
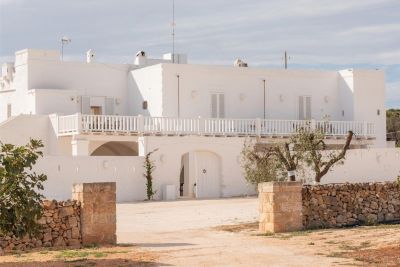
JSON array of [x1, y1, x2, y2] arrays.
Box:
[[143, 149, 158, 200], [0, 139, 47, 238]]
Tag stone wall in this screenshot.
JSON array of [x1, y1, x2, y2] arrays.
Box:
[[302, 182, 400, 228], [0, 200, 81, 251]]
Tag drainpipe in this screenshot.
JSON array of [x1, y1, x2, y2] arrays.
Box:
[[262, 79, 266, 120], [177, 74, 180, 117]]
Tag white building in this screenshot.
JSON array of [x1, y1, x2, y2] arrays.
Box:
[[0, 48, 396, 202]]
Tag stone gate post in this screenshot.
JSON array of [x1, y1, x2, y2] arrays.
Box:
[[72, 182, 116, 245], [258, 181, 303, 233]]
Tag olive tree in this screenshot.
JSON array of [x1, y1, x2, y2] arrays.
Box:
[[241, 140, 283, 185], [0, 139, 47, 238], [296, 129, 354, 183]]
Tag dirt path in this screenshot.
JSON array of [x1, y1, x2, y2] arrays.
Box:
[[1, 198, 399, 266], [117, 198, 355, 266]]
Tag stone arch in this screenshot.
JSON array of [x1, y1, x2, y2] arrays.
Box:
[[91, 141, 138, 156]]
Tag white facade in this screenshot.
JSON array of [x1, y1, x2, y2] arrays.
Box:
[[0, 48, 394, 201]]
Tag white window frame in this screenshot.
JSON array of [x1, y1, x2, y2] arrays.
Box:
[[298, 95, 312, 120]]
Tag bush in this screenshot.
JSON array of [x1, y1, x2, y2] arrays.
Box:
[[0, 139, 47, 238]]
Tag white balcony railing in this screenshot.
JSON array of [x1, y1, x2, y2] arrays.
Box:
[[56, 113, 375, 138]]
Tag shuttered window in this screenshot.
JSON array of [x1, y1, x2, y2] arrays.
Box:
[[105, 97, 114, 115], [298, 96, 311, 120], [81, 96, 91, 114], [211, 93, 225, 118]]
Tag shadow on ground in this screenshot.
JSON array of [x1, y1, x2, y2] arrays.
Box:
[[0, 258, 170, 267], [131, 243, 195, 248]]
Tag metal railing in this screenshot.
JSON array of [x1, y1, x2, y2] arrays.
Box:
[[57, 113, 375, 138]]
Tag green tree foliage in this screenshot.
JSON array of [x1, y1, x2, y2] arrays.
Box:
[[241, 140, 280, 185], [241, 129, 353, 185], [387, 109, 400, 147], [296, 129, 353, 183], [0, 139, 47, 238], [143, 149, 158, 200]]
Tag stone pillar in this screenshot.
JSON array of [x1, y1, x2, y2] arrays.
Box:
[[72, 182, 116, 245], [258, 181, 303, 233]]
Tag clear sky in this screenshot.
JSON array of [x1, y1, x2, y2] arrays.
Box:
[[0, 0, 399, 108]]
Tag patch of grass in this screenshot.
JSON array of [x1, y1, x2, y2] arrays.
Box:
[[93, 252, 106, 258], [54, 248, 130, 261], [56, 250, 90, 259], [325, 240, 339, 244], [257, 231, 274, 237], [339, 241, 372, 251], [327, 251, 345, 258]]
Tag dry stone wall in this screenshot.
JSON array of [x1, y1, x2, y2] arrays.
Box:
[[0, 200, 81, 251], [302, 182, 400, 228]]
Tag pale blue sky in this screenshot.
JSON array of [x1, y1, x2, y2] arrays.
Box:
[[0, 0, 399, 108]]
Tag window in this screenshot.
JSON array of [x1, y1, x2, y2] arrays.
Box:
[[298, 96, 311, 120], [142, 101, 148, 110], [211, 93, 225, 118]]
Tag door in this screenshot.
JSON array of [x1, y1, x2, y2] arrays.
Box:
[[90, 106, 102, 115], [195, 151, 221, 198]]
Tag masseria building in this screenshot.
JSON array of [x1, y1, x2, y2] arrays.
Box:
[[0, 48, 397, 202]]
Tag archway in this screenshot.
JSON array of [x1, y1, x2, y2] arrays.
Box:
[[91, 141, 138, 156], [180, 151, 221, 199]]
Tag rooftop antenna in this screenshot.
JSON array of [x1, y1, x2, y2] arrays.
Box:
[[172, 0, 176, 63], [60, 36, 71, 61], [283, 50, 291, 69]]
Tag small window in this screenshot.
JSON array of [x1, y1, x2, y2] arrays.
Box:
[[342, 110, 345, 117], [377, 109, 380, 116], [211, 93, 225, 118], [142, 101, 148, 110], [298, 96, 311, 120]]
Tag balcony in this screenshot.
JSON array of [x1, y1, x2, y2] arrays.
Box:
[[55, 114, 375, 139]]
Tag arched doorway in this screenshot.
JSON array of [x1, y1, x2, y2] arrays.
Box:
[[180, 151, 221, 199], [91, 141, 138, 156]]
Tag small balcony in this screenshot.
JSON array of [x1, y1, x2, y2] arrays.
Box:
[[54, 114, 375, 139]]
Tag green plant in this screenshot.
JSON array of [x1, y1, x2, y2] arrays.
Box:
[[240, 139, 280, 185], [143, 149, 158, 200], [295, 129, 353, 183], [0, 139, 47, 238]]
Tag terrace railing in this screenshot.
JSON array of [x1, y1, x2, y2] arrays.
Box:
[[56, 113, 375, 138]]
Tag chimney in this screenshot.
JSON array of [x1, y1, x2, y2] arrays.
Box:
[[86, 49, 96, 63], [234, 58, 248, 67], [134, 51, 147, 66]]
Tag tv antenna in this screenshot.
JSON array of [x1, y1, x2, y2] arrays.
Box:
[[60, 36, 71, 61], [283, 50, 291, 69], [171, 0, 176, 63]]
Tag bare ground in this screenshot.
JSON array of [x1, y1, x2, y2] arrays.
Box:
[[1, 198, 399, 266]]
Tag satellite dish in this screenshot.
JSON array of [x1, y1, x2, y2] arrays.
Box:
[[61, 36, 71, 44]]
